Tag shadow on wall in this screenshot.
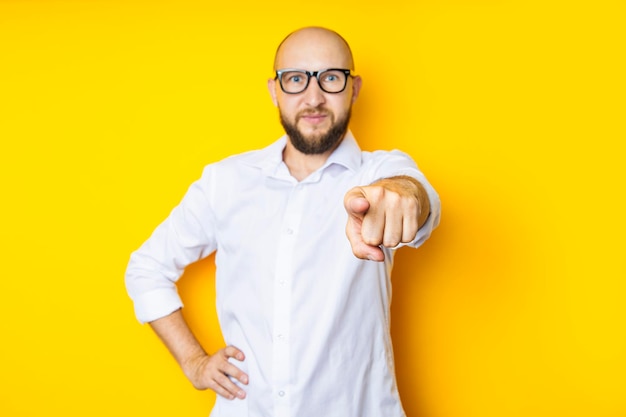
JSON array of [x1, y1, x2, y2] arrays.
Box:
[[390, 232, 446, 417], [390, 184, 532, 416]]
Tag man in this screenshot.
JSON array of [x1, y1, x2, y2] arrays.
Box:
[[126, 26, 440, 417]]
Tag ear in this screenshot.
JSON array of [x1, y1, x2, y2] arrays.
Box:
[[267, 78, 278, 107], [350, 75, 362, 104]]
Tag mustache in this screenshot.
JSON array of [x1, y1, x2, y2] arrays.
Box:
[[297, 107, 331, 117]]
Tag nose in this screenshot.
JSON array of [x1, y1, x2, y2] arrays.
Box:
[[302, 77, 326, 107]]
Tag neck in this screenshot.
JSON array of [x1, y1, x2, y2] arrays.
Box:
[[283, 139, 340, 182]]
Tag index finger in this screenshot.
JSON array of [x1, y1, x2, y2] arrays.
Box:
[[344, 187, 370, 218]]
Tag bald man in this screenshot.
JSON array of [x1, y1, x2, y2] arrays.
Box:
[[126, 27, 440, 417]]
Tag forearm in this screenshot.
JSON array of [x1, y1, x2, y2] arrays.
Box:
[[149, 309, 207, 383]]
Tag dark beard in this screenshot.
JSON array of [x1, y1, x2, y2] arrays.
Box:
[[280, 109, 351, 155]]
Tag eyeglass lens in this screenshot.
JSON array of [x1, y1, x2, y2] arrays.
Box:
[[279, 70, 348, 94]]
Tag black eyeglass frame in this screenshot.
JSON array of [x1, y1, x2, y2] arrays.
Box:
[[275, 68, 353, 94]]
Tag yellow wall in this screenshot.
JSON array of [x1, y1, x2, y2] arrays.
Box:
[[1, 0, 624, 416]]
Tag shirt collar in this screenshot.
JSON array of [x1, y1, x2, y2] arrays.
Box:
[[243, 130, 362, 178], [324, 130, 362, 173]]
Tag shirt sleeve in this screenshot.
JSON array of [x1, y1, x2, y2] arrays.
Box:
[[368, 150, 441, 249], [124, 166, 218, 324]]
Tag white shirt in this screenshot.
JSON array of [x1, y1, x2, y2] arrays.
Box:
[[125, 131, 441, 417]]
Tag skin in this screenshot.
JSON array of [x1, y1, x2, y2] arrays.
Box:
[[268, 27, 360, 180], [149, 26, 431, 401]]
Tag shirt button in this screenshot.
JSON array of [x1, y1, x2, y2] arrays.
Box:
[[286, 228, 294, 235], [278, 390, 285, 397], [279, 279, 286, 286], [276, 334, 285, 341]]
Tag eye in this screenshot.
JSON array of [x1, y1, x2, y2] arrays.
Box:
[[321, 70, 344, 83], [282, 71, 307, 85]]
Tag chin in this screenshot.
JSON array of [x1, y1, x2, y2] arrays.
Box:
[[298, 124, 331, 137]]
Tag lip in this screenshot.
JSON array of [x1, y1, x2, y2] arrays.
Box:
[[299, 113, 328, 124]]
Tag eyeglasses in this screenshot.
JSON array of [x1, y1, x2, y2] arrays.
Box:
[[275, 68, 352, 94]]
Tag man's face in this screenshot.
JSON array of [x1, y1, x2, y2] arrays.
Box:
[[268, 29, 361, 155], [278, 92, 352, 155]]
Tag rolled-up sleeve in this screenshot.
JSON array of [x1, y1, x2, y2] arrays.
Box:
[[125, 167, 217, 324]]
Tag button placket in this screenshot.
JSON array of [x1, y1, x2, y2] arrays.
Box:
[[272, 184, 306, 417]]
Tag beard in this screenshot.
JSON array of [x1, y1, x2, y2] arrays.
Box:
[[280, 107, 351, 155]]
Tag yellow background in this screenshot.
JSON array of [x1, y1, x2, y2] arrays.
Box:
[[1, 0, 624, 416]]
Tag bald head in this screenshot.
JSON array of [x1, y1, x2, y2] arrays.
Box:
[[273, 27, 355, 71]]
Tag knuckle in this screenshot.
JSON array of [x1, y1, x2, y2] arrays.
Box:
[[216, 374, 233, 389], [405, 196, 419, 213], [362, 233, 380, 246], [387, 190, 401, 204], [367, 186, 385, 201], [383, 236, 400, 247]]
